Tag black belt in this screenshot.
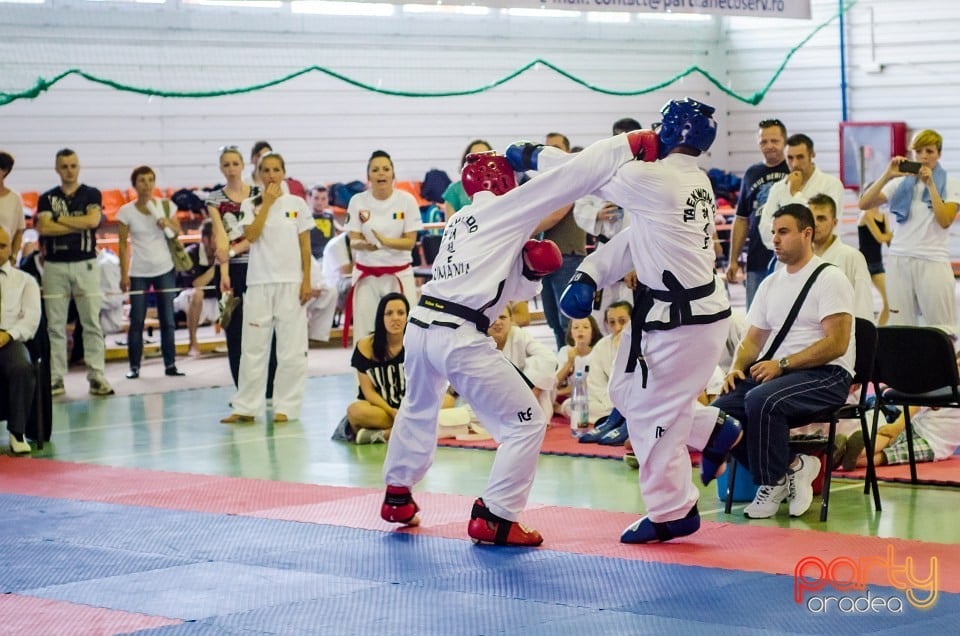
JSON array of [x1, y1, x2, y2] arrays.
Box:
[[642, 271, 730, 332], [417, 295, 490, 333], [626, 270, 731, 385]]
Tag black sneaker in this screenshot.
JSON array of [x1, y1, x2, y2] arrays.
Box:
[[165, 366, 186, 377]]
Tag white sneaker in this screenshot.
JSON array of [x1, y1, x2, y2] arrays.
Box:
[[355, 428, 387, 445], [787, 454, 822, 517], [9, 432, 30, 455], [743, 479, 789, 519]]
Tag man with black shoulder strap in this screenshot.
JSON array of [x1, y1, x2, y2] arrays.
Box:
[[711, 203, 855, 520]]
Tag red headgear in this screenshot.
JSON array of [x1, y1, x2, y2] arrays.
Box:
[[461, 152, 517, 198]]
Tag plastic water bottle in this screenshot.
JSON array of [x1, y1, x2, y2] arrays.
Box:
[[570, 367, 590, 437]]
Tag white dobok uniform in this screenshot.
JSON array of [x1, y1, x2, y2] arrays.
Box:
[[346, 190, 422, 342], [563, 153, 732, 524], [233, 194, 313, 419], [467, 324, 557, 422], [382, 135, 636, 522], [305, 256, 337, 342], [572, 193, 633, 334]]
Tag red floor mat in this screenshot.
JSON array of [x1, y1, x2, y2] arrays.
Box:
[[0, 595, 180, 635], [439, 417, 703, 464], [3, 456, 956, 593], [838, 455, 960, 487]]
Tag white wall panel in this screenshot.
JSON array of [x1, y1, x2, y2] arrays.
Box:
[[725, 0, 960, 185], [11, 0, 958, 198], [0, 0, 721, 193]]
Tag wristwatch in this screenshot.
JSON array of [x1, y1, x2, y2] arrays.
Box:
[[778, 356, 790, 371]]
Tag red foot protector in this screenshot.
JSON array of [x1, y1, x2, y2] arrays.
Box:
[[381, 485, 420, 526], [467, 498, 543, 547]]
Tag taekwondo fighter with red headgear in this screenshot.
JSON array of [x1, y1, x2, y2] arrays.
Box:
[[556, 98, 741, 544], [380, 130, 659, 546]]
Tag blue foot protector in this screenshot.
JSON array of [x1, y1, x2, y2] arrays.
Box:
[[700, 412, 742, 486], [578, 409, 624, 444], [597, 423, 629, 446], [620, 504, 700, 544]]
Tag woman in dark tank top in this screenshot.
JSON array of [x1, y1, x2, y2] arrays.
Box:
[[858, 206, 893, 324]]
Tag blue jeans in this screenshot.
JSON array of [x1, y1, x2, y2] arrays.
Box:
[[540, 254, 584, 350], [128, 269, 178, 370], [745, 270, 767, 310], [710, 366, 851, 486]]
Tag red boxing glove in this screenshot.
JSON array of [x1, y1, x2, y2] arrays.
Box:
[[626, 129, 659, 162], [522, 239, 563, 280]]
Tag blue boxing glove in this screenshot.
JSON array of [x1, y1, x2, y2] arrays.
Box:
[[559, 271, 598, 319], [505, 142, 545, 172]]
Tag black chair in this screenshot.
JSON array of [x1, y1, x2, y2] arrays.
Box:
[[421, 234, 442, 265], [413, 234, 444, 284], [724, 317, 881, 521], [873, 326, 960, 484]]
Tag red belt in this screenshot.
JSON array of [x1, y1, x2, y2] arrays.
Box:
[[342, 263, 411, 347]]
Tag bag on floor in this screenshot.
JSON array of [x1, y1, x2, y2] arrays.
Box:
[[161, 200, 194, 273], [331, 415, 356, 442]]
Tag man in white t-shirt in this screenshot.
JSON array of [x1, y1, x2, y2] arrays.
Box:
[[808, 193, 875, 323], [858, 129, 959, 336], [757, 134, 845, 252], [0, 151, 25, 265], [711, 203, 855, 520]]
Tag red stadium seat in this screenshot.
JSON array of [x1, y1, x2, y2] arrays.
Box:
[[101, 189, 129, 222]]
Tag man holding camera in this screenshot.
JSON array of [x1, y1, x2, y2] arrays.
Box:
[[859, 129, 960, 335]]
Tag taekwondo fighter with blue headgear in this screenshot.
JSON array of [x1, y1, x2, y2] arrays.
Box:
[[380, 129, 659, 547], [556, 98, 742, 544]]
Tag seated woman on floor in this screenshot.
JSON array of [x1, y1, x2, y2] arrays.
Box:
[[346, 292, 408, 444], [345, 292, 455, 444]]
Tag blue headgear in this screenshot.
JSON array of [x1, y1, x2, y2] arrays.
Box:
[[657, 97, 717, 159]]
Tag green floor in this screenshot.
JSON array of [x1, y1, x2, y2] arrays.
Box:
[[30, 374, 960, 545]]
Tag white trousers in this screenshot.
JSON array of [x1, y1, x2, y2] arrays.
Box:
[[351, 269, 418, 343], [383, 323, 547, 521], [886, 255, 957, 336], [232, 283, 307, 418], [305, 286, 337, 342], [609, 319, 729, 522]]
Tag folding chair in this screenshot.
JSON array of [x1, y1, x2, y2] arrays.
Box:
[[873, 326, 960, 484], [724, 317, 881, 521]]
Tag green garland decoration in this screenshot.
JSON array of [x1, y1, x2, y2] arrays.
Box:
[[0, 1, 856, 108]]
